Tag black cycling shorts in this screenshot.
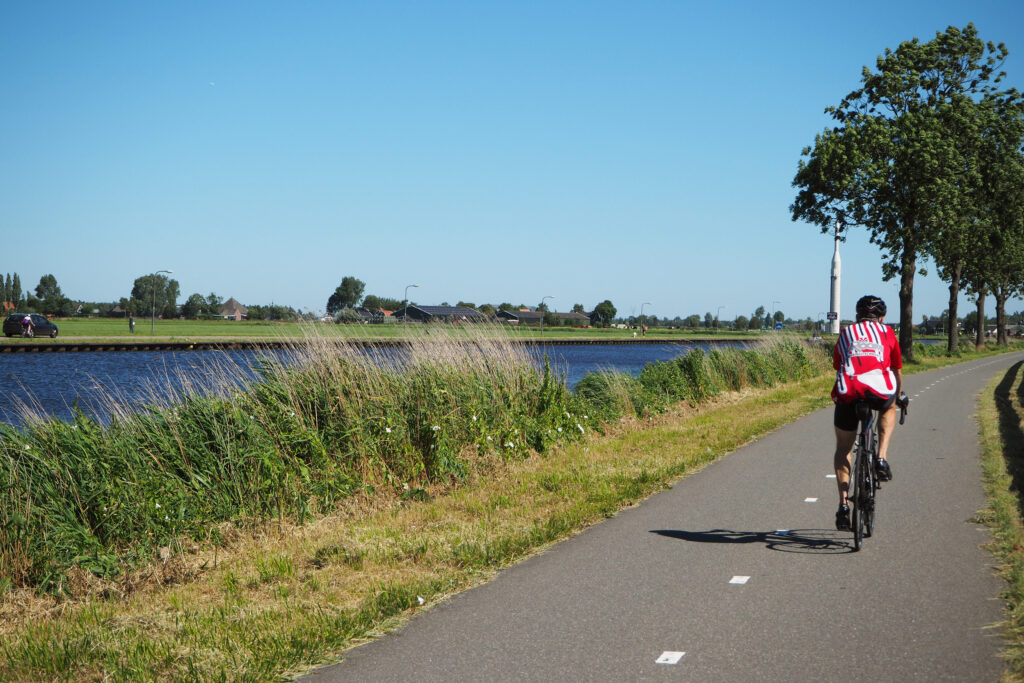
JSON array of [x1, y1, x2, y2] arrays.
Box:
[[834, 394, 896, 431]]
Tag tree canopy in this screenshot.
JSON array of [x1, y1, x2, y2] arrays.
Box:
[[326, 276, 365, 314], [791, 23, 1014, 359]]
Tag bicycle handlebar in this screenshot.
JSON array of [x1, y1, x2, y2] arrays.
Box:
[[897, 393, 909, 425]]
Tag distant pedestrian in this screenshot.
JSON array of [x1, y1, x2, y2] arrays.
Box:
[[129, 314, 135, 334]]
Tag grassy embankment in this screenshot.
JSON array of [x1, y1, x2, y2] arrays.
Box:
[[978, 357, 1024, 680], [0, 331, 1014, 680]]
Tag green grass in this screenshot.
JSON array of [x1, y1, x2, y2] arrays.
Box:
[[978, 359, 1024, 680]]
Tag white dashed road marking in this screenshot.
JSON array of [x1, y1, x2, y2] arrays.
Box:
[[656, 651, 686, 665], [805, 497, 818, 503], [729, 576, 751, 584]]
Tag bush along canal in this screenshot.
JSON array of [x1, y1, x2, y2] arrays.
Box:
[[0, 330, 834, 595]]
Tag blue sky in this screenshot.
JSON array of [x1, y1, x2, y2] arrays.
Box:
[[2, 1, 1023, 322]]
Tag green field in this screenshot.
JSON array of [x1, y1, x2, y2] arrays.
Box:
[[3, 317, 772, 342]]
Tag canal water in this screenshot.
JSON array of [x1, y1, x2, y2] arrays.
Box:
[[0, 342, 757, 424]]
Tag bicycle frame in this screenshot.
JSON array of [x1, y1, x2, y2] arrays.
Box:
[[849, 401, 879, 551]]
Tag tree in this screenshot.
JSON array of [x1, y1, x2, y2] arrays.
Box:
[[734, 315, 749, 331], [2, 273, 10, 303], [12, 273, 22, 306], [478, 303, 496, 317], [684, 314, 701, 328], [326, 276, 365, 314], [536, 300, 550, 313], [33, 274, 67, 315], [773, 310, 784, 323], [572, 303, 585, 313], [206, 292, 223, 313], [130, 273, 180, 320], [181, 293, 208, 319], [592, 300, 616, 327], [704, 312, 713, 328], [791, 24, 1012, 360], [456, 301, 477, 310]]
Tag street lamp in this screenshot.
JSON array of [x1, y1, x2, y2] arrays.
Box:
[[716, 305, 726, 333], [640, 302, 652, 336], [403, 284, 419, 329], [540, 295, 554, 333], [151, 269, 173, 335]]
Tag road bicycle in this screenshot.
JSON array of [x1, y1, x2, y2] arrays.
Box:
[[849, 394, 908, 550]]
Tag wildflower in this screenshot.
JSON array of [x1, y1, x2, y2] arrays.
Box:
[[385, 427, 392, 434], [165, 515, 170, 522], [289, 411, 296, 417], [472, 415, 477, 422], [417, 596, 425, 605], [487, 436, 493, 442], [583, 415, 588, 419], [71, 425, 78, 430], [505, 442, 515, 449], [403, 483, 410, 491], [432, 425, 440, 431], [577, 424, 585, 434], [23, 444, 30, 451], [557, 427, 562, 433], [565, 412, 570, 418], [155, 502, 161, 509]]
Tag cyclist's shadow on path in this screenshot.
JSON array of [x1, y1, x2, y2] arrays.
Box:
[[650, 529, 852, 554]]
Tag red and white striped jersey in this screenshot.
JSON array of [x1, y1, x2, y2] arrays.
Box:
[[832, 320, 902, 403]]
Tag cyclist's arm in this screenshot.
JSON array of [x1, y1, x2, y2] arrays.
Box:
[[894, 367, 903, 398]]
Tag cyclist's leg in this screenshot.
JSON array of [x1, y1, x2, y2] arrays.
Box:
[[833, 426, 857, 505], [876, 403, 897, 461]]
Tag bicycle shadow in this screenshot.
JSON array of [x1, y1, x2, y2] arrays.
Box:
[[650, 528, 853, 554]]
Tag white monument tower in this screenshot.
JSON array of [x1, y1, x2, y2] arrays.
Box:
[[829, 221, 841, 334]]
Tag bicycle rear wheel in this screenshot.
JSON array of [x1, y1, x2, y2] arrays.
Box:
[[851, 444, 865, 550]]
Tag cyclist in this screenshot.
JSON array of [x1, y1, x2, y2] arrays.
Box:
[[832, 295, 905, 531], [20, 313, 34, 337]]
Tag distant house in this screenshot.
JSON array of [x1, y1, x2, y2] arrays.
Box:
[[108, 305, 127, 318], [496, 309, 544, 326], [497, 309, 589, 327], [218, 298, 248, 321], [1, 301, 15, 313], [392, 305, 487, 323]]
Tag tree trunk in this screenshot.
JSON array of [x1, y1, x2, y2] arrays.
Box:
[[898, 246, 916, 362], [946, 261, 962, 355], [975, 288, 986, 349], [995, 285, 1008, 346]]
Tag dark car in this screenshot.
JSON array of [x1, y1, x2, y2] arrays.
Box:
[[3, 313, 59, 338]]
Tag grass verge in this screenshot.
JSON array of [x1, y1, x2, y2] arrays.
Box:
[[978, 359, 1024, 680]]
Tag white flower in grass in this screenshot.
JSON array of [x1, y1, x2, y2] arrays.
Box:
[[557, 427, 562, 433], [23, 444, 30, 451], [403, 483, 410, 490], [505, 442, 515, 449], [472, 415, 477, 422], [577, 423, 585, 434], [565, 412, 571, 418], [583, 415, 588, 420], [165, 515, 170, 521], [432, 425, 440, 431], [486, 436, 493, 442], [289, 411, 296, 417], [155, 502, 161, 509], [417, 596, 425, 605], [385, 427, 392, 434], [71, 425, 78, 431]]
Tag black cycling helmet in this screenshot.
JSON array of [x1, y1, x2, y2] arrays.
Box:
[[856, 295, 886, 319]]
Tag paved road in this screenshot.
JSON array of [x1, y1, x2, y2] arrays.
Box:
[[306, 353, 1023, 682]]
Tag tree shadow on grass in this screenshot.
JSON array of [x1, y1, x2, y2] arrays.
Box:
[[996, 360, 1024, 514], [650, 528, 852, 554]]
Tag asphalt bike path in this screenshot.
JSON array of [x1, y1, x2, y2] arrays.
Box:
[[306, 352, 1024, 682]]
